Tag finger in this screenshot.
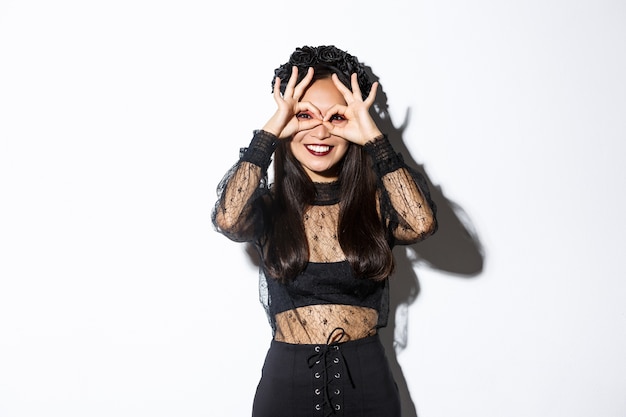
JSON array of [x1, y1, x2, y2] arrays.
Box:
[[298, 118, 323, 132], [293, 67, 314, 100], [321, 120, 345, 139], [284, 66, 299, 97], [273, 76, 282, 100], [321, 120, 337, 131], [322, 104, 347, 122], [331, 73, 354, 102], [350, 73, 363, 101], [296, 100, 323, 120], [364, 81, 379, 106]]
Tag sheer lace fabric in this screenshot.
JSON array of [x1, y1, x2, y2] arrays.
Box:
[[381, 168, 436, 243], [304, 203, 343, 263], [274, 305, 378, 344], [213, 161, 264, 243]]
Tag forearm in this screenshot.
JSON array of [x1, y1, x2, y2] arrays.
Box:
[[364, 135, 437, 240], [213, 130, 277, 237]]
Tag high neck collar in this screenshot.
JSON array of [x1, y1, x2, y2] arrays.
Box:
[[313, 180, 341, 205]]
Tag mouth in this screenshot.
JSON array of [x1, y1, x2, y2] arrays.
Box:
[[305, 144, 333, 156]]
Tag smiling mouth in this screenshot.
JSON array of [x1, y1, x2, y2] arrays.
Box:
[[305, 144, 333, 156]]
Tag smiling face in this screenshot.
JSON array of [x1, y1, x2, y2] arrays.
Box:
[[290, 77, 350, 183]]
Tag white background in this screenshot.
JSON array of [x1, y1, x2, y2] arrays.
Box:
[[1, 1, 625, 416]]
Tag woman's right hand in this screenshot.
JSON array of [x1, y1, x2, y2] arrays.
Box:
[[262, 66, 322, 139]]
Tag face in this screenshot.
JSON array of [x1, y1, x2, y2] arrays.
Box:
[[290, 77, 350, 183]]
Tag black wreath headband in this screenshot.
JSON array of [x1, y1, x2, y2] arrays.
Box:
[[272, 45, 373, 100]]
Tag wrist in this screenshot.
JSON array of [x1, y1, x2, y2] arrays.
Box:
[[261, 123, 281, 138], [240, 130, 278, 170], [363, 134, 405, 176], [263, 111, 291, 138], [363, 130, 384, 145]]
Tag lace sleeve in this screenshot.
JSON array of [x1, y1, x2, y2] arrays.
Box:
[[364, 135, 437, 244], [212, 130, 277, 243]]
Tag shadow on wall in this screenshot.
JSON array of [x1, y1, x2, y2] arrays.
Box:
[[365, 66, 486, 417]]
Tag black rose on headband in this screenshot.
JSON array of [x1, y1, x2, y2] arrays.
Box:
[[288, 46, 318, 67], [272, 45, 373, 100], [316, 45, 344, 64]]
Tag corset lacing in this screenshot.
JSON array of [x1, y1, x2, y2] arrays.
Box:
[[307, 327, 355, 416]]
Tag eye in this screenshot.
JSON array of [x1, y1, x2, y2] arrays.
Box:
[[296, 112, 312, 119], [329, 114, 346, 123]]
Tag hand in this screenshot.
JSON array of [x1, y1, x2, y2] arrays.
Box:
[[262, 66, 323, 139], [322, 73, 382, 145]]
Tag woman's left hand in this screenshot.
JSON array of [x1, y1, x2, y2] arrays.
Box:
[[323, 73, 383, 146]]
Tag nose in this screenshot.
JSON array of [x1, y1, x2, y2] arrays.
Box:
[[310, 121, 331, 140]]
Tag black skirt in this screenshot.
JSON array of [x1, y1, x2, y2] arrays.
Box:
[[252, 334, 401, 417]]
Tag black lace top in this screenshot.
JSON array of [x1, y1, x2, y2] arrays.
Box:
[[212, 130, 436, 344]]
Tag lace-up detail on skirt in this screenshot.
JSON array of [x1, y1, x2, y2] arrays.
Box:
[[307, 328, 355, 416]]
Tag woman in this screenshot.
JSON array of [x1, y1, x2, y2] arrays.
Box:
[[212, 45, 437, 417]]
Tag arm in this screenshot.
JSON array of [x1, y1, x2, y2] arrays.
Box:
[[365, 135, 437, 244], [212, 130, 277, 242]]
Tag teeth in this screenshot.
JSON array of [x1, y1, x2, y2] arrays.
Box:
[[306, 144, 331, 153]]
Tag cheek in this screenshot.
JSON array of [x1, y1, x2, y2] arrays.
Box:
[[288, 139, 300, 156], [290, 132, 305, 149], [335, 143, 350, 160]]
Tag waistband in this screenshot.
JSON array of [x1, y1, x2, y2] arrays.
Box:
[[271, 330, 380, 350]]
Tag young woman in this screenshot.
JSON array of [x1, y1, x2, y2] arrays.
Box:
[[212, 45, 437, 417]]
